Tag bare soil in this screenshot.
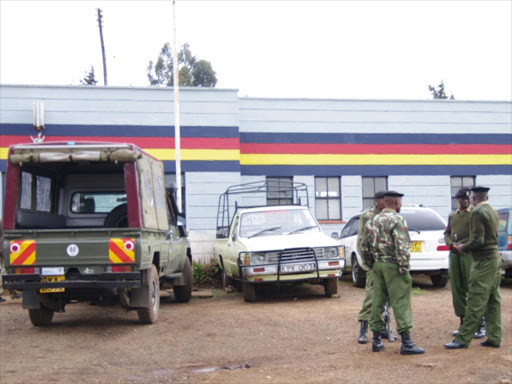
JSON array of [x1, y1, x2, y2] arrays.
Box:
[[1, 276, 511, 384]]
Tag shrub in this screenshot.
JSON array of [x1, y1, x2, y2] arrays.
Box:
[[192, 259, 221, 287]]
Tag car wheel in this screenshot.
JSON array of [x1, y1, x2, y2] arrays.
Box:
[[137, 265, 160, 324], [242, 282, 257, 302], [174, 257, 193, 303], [324, 277, 338, 297], [351, 255, 366, 288], [431, 272, 449, 287], [222, 268, 234, 289], [28, 305, 54, 326]]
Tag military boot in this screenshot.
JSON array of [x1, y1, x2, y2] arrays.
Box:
[[474, 318, 486, 339], [399, 333, 425, 355], [453, 316, 463, 336], [358, 321, 368, 344], [372, 331, 384, 352]]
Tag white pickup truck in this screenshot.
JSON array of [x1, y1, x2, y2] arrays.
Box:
[[214, 182, 345, 302]]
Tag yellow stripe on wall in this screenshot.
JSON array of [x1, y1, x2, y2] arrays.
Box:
[[240, 154, 512, 166]]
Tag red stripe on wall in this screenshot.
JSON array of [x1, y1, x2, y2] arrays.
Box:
[[0, 136, 239, 149], [240, 143, 512, 155]]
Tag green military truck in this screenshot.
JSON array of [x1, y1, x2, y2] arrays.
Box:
[[2, 142, 192, 325]]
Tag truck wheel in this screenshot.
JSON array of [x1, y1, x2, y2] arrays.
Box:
[[104, 203, 128, 228], [174, 258, 193, 303], [431, 273, 449, 287], [351, 255, 366, 288], [137, 265, 160, 324], [324, 277, 338, 297], [28, 305, 54, 326], [243, 283, 257, 302], [222, 268, 234, 289]]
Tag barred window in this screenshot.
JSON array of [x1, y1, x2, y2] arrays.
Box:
[[266, 177, 293, 206], [315, 177, 341, 220], [450, 176, 475, 210], [362, 176, 388, 210]]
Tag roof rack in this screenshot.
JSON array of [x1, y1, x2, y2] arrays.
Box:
[[216, 180, 309, 236]]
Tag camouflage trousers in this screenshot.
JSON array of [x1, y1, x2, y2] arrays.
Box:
[[369, 261, 413, 335], [455, 256, 502, 346], [449, 252, 473, 317], [357, 269, 374, 322]]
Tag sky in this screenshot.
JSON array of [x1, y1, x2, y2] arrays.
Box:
[[0, 0, 511, 101]]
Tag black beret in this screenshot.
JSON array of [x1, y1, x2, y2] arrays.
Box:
[[471, 186, 490, 193], [374, 190, 387, 198], [455, 188, 471, 198], [383, 190, 404, 197]]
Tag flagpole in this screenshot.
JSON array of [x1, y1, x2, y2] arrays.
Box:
[[172, 0, 182, 213]]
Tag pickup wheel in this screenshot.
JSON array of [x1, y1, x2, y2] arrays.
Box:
[[28, 305, 54, 326], [351, 255, 367, 288], [104, 203, 128, 228], [137, 265, 160, 324], [243, 283, 257, 302], [222, 268, 234, 289], [431, 272, 449, 288], [324, 277, 339, 297], [174, 258, 193, 303]]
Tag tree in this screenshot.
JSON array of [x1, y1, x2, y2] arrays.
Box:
[[428, 81, 455, 99], [147, 43, 217, 87], [80, 66, 98, 85]]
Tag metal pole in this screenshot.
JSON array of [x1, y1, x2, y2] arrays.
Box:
[[97, 9, 108, 86], [172, 0, 182, 213]]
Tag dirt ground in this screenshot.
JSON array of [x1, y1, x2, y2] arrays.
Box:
[[1, 275, 511, 384]]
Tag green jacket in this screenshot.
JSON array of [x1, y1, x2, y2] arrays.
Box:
[[361, 208, 411, 272], [461, 202, 500, 259], [357, 206, 379, 257], [444, 206, 473, 252]]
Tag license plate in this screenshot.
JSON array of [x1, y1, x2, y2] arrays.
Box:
[[40, 276, 65, 293], [280, 263, 316, 274], [411, 241, 422, 253]]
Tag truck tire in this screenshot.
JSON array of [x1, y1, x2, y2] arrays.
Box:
[[222, 268, 234, 289], [104, 203, 128, 228], [431, 273, 449, 288], [243, 283, 257, 302], [324, 277, 338, 297], [351, 255, 366, 288], [28, 305, 54, 326], [137, 265, 160, 324], [174, 257, 193, 303]]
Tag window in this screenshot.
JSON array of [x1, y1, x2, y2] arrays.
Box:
[[362, 177, 388, 210], [315, 177, 341, 220], [20, 171, 53, 212], [70, 192, 126, 214], [266, 177, 293, 206], [450, 176, 475, 210]]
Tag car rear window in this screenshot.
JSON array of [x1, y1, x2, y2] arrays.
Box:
[[498, 211, 509, 232], [399, 210, 446, 231]]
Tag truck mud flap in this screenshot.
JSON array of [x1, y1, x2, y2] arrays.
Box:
[[22, 290, 41, 310], [130, 285, 149, 308]]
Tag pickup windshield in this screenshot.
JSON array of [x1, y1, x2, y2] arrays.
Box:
[[239, 209, 319, 238]]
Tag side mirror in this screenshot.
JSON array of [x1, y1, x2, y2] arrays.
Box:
[[331, 232, 339, 239], [178, 225, 188, 238]]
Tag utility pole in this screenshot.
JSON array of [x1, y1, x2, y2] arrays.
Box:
[[97, 8, 108, 86], [173, 0, 182, 213]]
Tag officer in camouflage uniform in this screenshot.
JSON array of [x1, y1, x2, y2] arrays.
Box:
[[356, 191, 387, 344], [361, 191, 424, 355], [444, 187, 485, 338], [445, 186, 502, 349]]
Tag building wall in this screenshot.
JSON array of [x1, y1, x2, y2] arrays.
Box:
[[1, 84, 511, 262]]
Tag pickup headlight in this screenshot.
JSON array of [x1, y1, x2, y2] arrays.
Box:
[[240, 252, 267, 266], [324, 247, 339, 259]]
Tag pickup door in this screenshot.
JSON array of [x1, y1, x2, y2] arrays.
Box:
[[216, 214, 241, 278]]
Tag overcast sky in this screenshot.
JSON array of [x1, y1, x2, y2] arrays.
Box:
[[1, 0, 511, 100]]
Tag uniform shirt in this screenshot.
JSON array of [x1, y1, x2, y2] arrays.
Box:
[[361, 208, 411, 271], [356, 206, 379, 257], [444, 205, 473, 250], [461, 201, 500, 259]]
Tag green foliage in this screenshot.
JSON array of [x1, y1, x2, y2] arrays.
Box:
[[147, 42, 217, 87], [428, 81, 455, 99], [80, 66, 98, 85], [192, 259, 221, 286]]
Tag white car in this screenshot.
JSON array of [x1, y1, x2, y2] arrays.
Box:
[[335, 205, 449, 287]]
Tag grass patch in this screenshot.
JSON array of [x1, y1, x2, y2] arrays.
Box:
[[411, 287, 426, 296]]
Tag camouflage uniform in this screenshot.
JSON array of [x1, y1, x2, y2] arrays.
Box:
[[362, 208, 413, 335]]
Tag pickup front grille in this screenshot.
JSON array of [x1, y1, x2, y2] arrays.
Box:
[[266, 248, 318, 263]]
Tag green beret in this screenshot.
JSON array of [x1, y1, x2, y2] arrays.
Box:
[[455, 188, 471, 198], [374, 190, 387, 199]]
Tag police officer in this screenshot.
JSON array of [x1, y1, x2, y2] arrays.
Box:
[[362, 191, 424, 355], [444, 187, 485, 338], [356, 191, 387, 344], [444, 186, 502, 349]]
